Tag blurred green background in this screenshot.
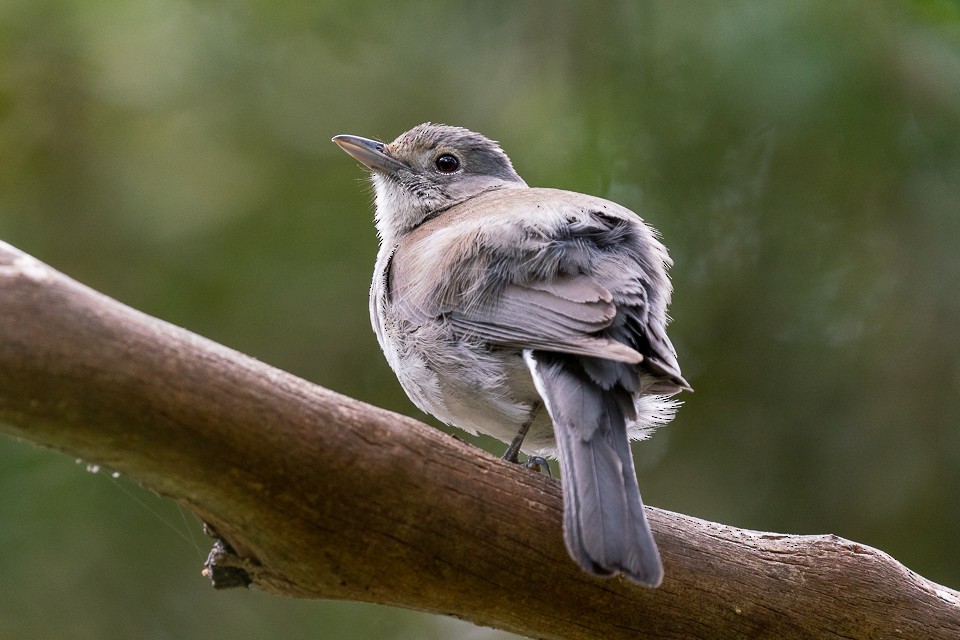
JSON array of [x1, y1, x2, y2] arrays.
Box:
[[2, 0, 959, 638]]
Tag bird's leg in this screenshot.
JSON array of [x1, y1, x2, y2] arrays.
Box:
[[501, 422, 530, 463], [501, 401, 551, 476], [501, 401, 539, 463]]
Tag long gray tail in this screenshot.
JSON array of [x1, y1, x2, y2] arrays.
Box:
[[525, 351, 663, 587]]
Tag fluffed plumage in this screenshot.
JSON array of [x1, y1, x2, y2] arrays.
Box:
[[334, 123, 690, 586]]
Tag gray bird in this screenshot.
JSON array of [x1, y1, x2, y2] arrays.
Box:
[[333, 123, 690, 587]]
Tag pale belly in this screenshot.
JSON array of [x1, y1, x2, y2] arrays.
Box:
[[378, 314, 561, 455]]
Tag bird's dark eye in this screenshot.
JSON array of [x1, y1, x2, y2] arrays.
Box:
[[435, 154, 460, 173]]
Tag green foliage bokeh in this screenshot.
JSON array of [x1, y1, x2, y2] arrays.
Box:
[[1, 1, 958, 638]]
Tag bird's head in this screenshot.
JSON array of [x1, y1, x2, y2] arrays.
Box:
[[334, 123, 527, 244]]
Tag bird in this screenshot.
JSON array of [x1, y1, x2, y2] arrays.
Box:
[[333, 123, 690, 587]]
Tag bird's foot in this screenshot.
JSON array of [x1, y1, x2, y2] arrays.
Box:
[[522, 456, 552, 477], [501, 441, 552, 476]]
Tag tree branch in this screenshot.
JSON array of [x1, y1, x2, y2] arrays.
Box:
[[0, 239, 957, 640]]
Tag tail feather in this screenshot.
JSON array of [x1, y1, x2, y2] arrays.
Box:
[[525, 350, 663, 587]]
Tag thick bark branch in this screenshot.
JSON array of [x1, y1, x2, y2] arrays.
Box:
[[0, 239, 957, 640]]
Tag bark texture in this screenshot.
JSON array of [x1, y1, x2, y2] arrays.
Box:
[[0, 240, 957, 639]]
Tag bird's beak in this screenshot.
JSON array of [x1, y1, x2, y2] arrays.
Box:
[[332, 134, 407, 175]]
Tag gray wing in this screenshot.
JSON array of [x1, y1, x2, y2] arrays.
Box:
[[389, 187, 691, 393], [448, 274, 644, 364]]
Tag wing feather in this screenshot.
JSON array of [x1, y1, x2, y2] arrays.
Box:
[[387, 187, 690, 391]]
